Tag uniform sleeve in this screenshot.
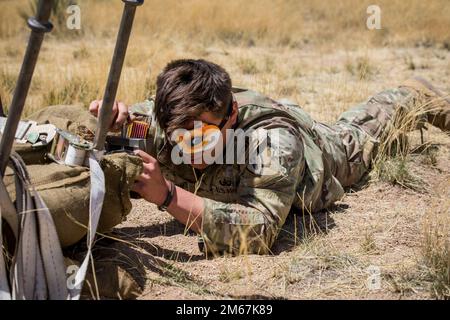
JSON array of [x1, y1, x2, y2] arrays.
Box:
[[201, 126, 305, 255]]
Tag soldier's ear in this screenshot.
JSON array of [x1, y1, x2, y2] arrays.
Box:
[[230, 101, 239, 121]]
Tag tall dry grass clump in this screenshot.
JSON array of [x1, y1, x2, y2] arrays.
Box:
[[421, 194, 450, 300], [369, 94, 442, 191]]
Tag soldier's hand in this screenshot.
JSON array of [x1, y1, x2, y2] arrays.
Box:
[[89, 99, 129, 132], [131, 150, 170, 206]]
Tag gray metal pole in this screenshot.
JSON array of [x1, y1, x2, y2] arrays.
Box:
[[0, 0, 53, 176], [93, 0, 144, 152], [0, 96, 5, 117]]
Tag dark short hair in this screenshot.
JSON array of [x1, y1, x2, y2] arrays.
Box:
[[155, 59, 232, 136]]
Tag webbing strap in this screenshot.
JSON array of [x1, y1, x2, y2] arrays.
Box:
[[6, 153, 68, 300], [10, 153, 37, 299], [0, 177, 17, 299], [1, 151, 105, 300], [68, 152, 105, 300], [33, 191, 69, 299]]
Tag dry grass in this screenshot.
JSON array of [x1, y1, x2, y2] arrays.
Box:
[[365, 91, 450, 299], [370, 95, 433, 191], [0, 0, 449, 300], [2, 0, 449, 45], [0, 0, 449, 115], [421, 194, 450, 300]]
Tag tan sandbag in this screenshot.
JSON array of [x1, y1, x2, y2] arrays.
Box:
[[13, 104, 97, 166], [26, 104, 98, 134], [5, 105, 143, 246], [4, 153, 143, 247], [12, 143, 49, 165], [64, 257, 142, 300]]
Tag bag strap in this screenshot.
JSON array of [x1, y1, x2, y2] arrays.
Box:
[[6, 152, 68, 300], [1, 151, 106, 300], [67, 152, 105, 300]]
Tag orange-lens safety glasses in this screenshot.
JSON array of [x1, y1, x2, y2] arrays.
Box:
[[172, 124, 222, 155], [168, 98, 233, 155]]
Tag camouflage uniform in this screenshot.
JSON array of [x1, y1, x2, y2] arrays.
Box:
[[130, 78, 450, 255]]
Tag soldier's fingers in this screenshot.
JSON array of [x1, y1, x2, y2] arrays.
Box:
[[111, 100, 119, 119], [89, 100, 100, 116], [136, 172, 151, 182], [114, 101, 129, 128], [107, 101, 122, 131], [134, 150, 156, 164], [110, 101, 119, 131]]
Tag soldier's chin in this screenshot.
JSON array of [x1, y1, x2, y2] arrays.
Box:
[[190, 163, 209, 170]]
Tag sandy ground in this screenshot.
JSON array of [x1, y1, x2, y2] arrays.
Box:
[[82, 46, 450, 300]]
